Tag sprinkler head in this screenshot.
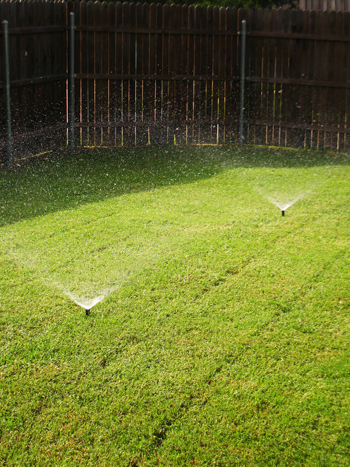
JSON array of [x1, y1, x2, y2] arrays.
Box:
[[85, 309, 90, 316], [282, 210, 285, 216]]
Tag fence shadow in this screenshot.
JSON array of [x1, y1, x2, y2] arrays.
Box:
[[0, 145, 349, 228]]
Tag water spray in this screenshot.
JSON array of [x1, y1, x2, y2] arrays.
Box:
[[266, 195, 305, 218], [64, 292, 105, 316]]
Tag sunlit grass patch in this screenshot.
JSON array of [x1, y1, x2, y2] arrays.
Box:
[[0, 146, 349, 466]]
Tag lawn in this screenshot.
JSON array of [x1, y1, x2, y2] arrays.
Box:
[[0, 146, 349, 466]]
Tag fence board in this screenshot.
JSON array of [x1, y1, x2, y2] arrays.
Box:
[[115, 1, 123, 147], [179, 5, 187, 144], [86, 1, 94, 145], [328, 11, 345, 149], [94, 2, 102, 146], [154, 3, 163, 146], [288, 9, 305, 147], [186, 5, 195, 145], [73, 0, 81, 146], [168, 4, 175, 144], [344, 12, 350, 150], [100, 1, 109, 146], [247, 8, 265, 144], [315, 11, 329, 149], [192, 5, 201, 144], [79, 0, 87, 146], [146, 4, 155, 144], [121, 2, 130, 146], [225, 7, 238, 144], [129, 3, 136, 146], [299, 9, 311, 148]]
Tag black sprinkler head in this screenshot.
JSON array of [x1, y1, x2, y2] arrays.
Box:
[[282, 210, 285, 216], [86, 309, 90, 316]]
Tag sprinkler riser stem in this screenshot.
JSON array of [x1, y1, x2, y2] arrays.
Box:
[[282, 210, 285, 216], [86, 309, 90, 316]]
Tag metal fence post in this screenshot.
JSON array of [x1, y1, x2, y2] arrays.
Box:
[[69, 12, 75, 150], [3, 20, 13, 167], [238, 19, 247, 146]]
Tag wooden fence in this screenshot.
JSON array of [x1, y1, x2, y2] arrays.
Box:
[[243, 8, 350, 150], [68, 1, 240, 147], [69, 2, 350, 151], [1, 1, 350, 163]]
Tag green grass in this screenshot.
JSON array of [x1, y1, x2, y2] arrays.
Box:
[[0, 146, 350, 466]]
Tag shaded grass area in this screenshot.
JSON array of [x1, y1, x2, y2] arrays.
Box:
[[1, 145, 349, 227], [0, 146, 350, 466]]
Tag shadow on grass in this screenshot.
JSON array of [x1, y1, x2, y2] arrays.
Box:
[[0, 145, 349, 227]]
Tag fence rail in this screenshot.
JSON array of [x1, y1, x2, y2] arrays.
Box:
[[1, 1, 350, 164]]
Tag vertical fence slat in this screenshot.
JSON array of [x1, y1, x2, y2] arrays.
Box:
[[336, 11, 346, 150], [43, 1, 52, 148], [218, 7, 226, 144], [199, 6, 207, 145], [179, 4, 188, 145], [256, 8, 265, 145], [122, 2, 130, 145], [69, 11, 75, 150], [79, 0, 87, 146], [162, 4, 170, 144], [107, 1, 116, 147], [167, 4, 175, 144], [8, 0, 17, 157], [129, 2, 136, 146], [187, 5, 195, 145], [329, 11, 345, 149], [144, 2, 151, 146], [192, 5, 200, 145], [266, 9, 276, 146], [300, 9, 312, 148], [3, 20, 13, 166], [242, 8, 251, 144], [206, 6, 213, 144], [238, 17, 247, 146], [135, 2, 143, 146], [344, 11, 350, 151], [211, 7, 219, 144], [94, 1, 102, 146], [316, 11, 329, 149], [288, 9, 305, 147], [175, 4, 184, 145], [101, 1, 109, 146], [155, 3, 164, 146], [72, 0, 80, 147], [279, 9, 292, 147], [86, 1, 94, 145], [115, 1, 122, 147]]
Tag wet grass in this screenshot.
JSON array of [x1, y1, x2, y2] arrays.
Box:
[[0, 146, 350, 466]]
